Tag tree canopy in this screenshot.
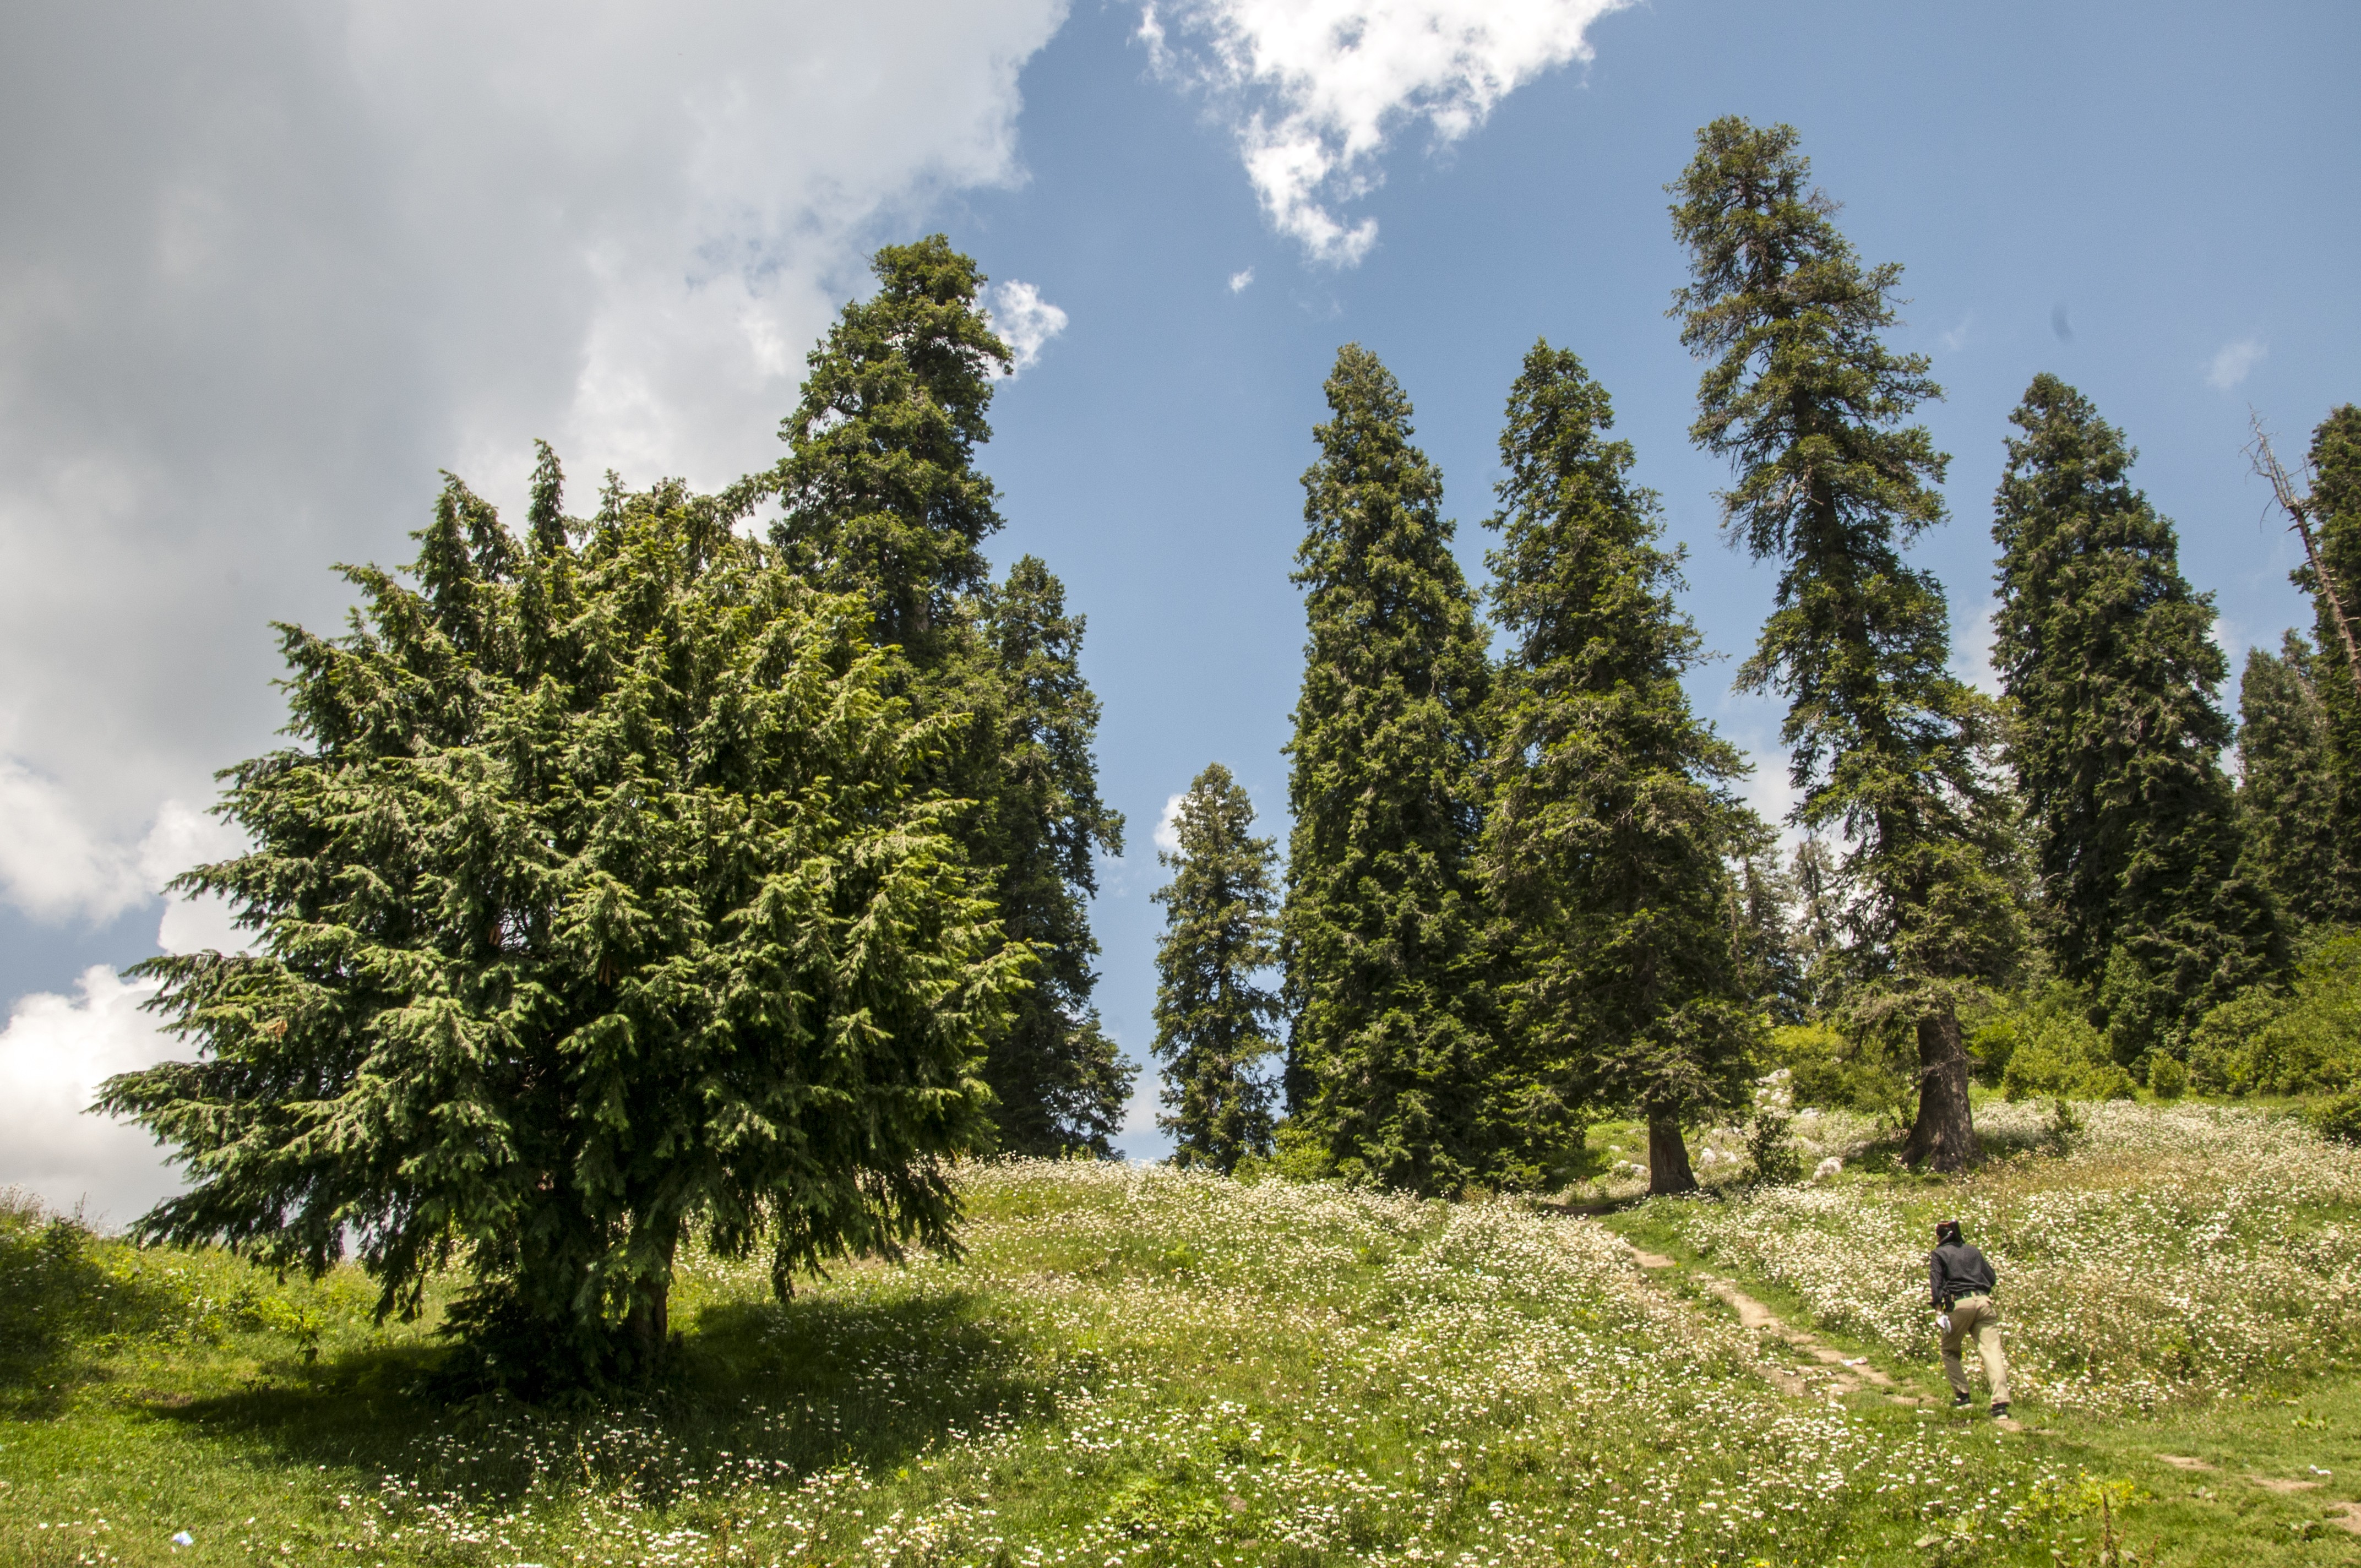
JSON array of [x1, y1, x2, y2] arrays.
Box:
[[1282, 344, 1494, 1195], [102, 459, 1024, 1385], [1670, 117, 2022, 1172], [1478, 341, 1758, 1194]]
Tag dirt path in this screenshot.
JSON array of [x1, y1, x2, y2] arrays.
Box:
[[1612, 1234, 2025, 1427]]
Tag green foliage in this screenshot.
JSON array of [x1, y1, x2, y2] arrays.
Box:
[[1670, 117, 2023, 1167], [2238, 634, 2353, 928], [1765, 1021, 1913, 1124], [2186, 929, 2361, 1097], [764, 237, 1126, 1155], [765, 235, 1010, 657], [100, 462, 1025, 1384], [2296, 405, 2361, 907], [1992, 374, 2282, 1059], [1281, 344, 1495, 1195], [967, 558, 1133, 1156], [1477, 340, 1760, 1186], [1981, 983, 2136, 1102], [2310, 1088, 2361, 1146], [1150, 763, 1283, 1173]]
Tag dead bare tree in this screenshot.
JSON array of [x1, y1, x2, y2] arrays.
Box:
[[2250, 411, 2361, 705]]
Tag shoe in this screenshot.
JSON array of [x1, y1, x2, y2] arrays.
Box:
[[1951, 1391, 1972, 1408], [1990, 1402, 2010, 1419]]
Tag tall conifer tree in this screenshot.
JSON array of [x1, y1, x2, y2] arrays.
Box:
[[2302, 406, 2361, 876], [1993, 375, 2282, 1057], [1670, 119, 2022, 1171], [1282, 345, 1493, 1195], [1478, 342, 1757, 1194], [763, 238, 1129, 1150], [969, 557, 1133, 1153], [2238, 634, 2353, 928], [1150, 764, 1283, 1172]]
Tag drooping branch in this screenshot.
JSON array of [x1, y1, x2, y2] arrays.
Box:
[[2251, 413, 2361, 705]]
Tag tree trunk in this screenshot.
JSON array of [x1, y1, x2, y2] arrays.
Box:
[[1646, 1109, 1698, 1195], [625, 1224, 680, 1377], [1901, 1009, 1978, 1172]]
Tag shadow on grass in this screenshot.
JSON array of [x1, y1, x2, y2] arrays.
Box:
[[154, 1287, 1051, 1507]]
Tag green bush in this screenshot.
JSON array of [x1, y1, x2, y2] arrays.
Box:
[[2188, 929, 2361, 1097], [1765, 1022, 1912, 1121], [2310, 1088, 2361, 1146], [2145, 1052, 2188, 1100], [1987, 982, 2136, 1101]]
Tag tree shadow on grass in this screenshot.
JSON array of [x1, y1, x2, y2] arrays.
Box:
[[154, 1287, 1052, 1509]]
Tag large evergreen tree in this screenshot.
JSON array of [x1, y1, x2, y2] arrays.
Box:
[[1282, 344, 1494, 1195], [763, 238, 1129, 1150], [2239, 634, 2353, 928], [2301, 405, 2361, 883], [969, 557, 1133, 1155], [1992, 375, 2282, 1057], [102, 462, 1021, 1385], [1478, 342, 1758, 1195], [1150, 763, 1283, 1172], [1670, 118, 2022, 1172]]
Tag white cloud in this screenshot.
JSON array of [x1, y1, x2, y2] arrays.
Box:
[[1143, 0, 1627, 263], [2206, 336, 2267, 390], [1154, 791, 1189, 853], [1954, 603, 2002, 696], [984, 279, 1070, 372], [1939, 314, 1973, 353], [0, 0, 1069, 924], [0, 966, 189, 1227], [1229, 266, 1256, 292]]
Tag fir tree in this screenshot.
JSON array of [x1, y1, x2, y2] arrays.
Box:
[[1150, 764, 1283, 1172], [1670, 118, 2022, 1172], [765, 238, 1128, 1150], [1731, 823, 1809, 1026], [2238, 633, 2353, 928], [1992, 375, 2282, 1058], [1478, 342, 1758, 1194], [102, 461, 1021, 1386], [1282, 344, 1494, 1195], [2302, 405, 2361, 880], [767, 235, 1008, 658], [970, 557, 1134, 1154]]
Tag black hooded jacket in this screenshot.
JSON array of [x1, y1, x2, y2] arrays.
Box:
[[1929, 1240, 1997, 1306]]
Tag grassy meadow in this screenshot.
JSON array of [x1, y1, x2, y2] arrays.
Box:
[[7, 1098, 2361, 1566]]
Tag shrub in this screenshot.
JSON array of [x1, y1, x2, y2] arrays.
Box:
[[2310, 1089, 2361, 1146], [1990, 982, 2134, 1101], [1766, 1022, 1912, 1122], [2145, 1053, 2187, 1100], [2188, 930, 2361, 1096]]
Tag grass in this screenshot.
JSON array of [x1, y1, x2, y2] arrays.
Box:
[[6, 1101, 2361, 1566]]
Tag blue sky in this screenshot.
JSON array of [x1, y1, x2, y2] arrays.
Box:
[[2, 0, 2353, 1198]]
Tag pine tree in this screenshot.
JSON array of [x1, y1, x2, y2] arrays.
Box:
[[1282, 344, 1494, 1195], [1478, 342, 1758, 1194], [1670, 118, 2023, 1172], [969, 557, 1134, 1154], [2302, 405, 2361, 883], [765, 238, 1129, 1150], [1730, 822, 1809, 1026], [1150, 763, 1283, 1171], [1992, 375, 2282, 1058], [767, 235, 1009, 659], [2239, 633, 2353, 928], [102, 460, 1022, 1386]]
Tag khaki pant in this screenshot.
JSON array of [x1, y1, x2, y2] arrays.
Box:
[[1940, 1294, 2010, 1404]]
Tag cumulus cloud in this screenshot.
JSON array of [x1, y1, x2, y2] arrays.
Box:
[[1228, 266, 1256, 292], [1154, 791, 1190, 853], [984, 279, 1070, 371], [0, 0, 1069, 921], [2206, 336, 2267, 390], [0, 966, 187, 1226], [1142, 0, 1626, 263]]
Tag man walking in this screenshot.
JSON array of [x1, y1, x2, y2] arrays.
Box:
[[1929, 1218, 2009, 1417]]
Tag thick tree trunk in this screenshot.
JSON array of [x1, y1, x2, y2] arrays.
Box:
[[625, 1224, 680, 1377], [1901, 1009, 1978, 1172], [1646, 1109, 1698, 1195]]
